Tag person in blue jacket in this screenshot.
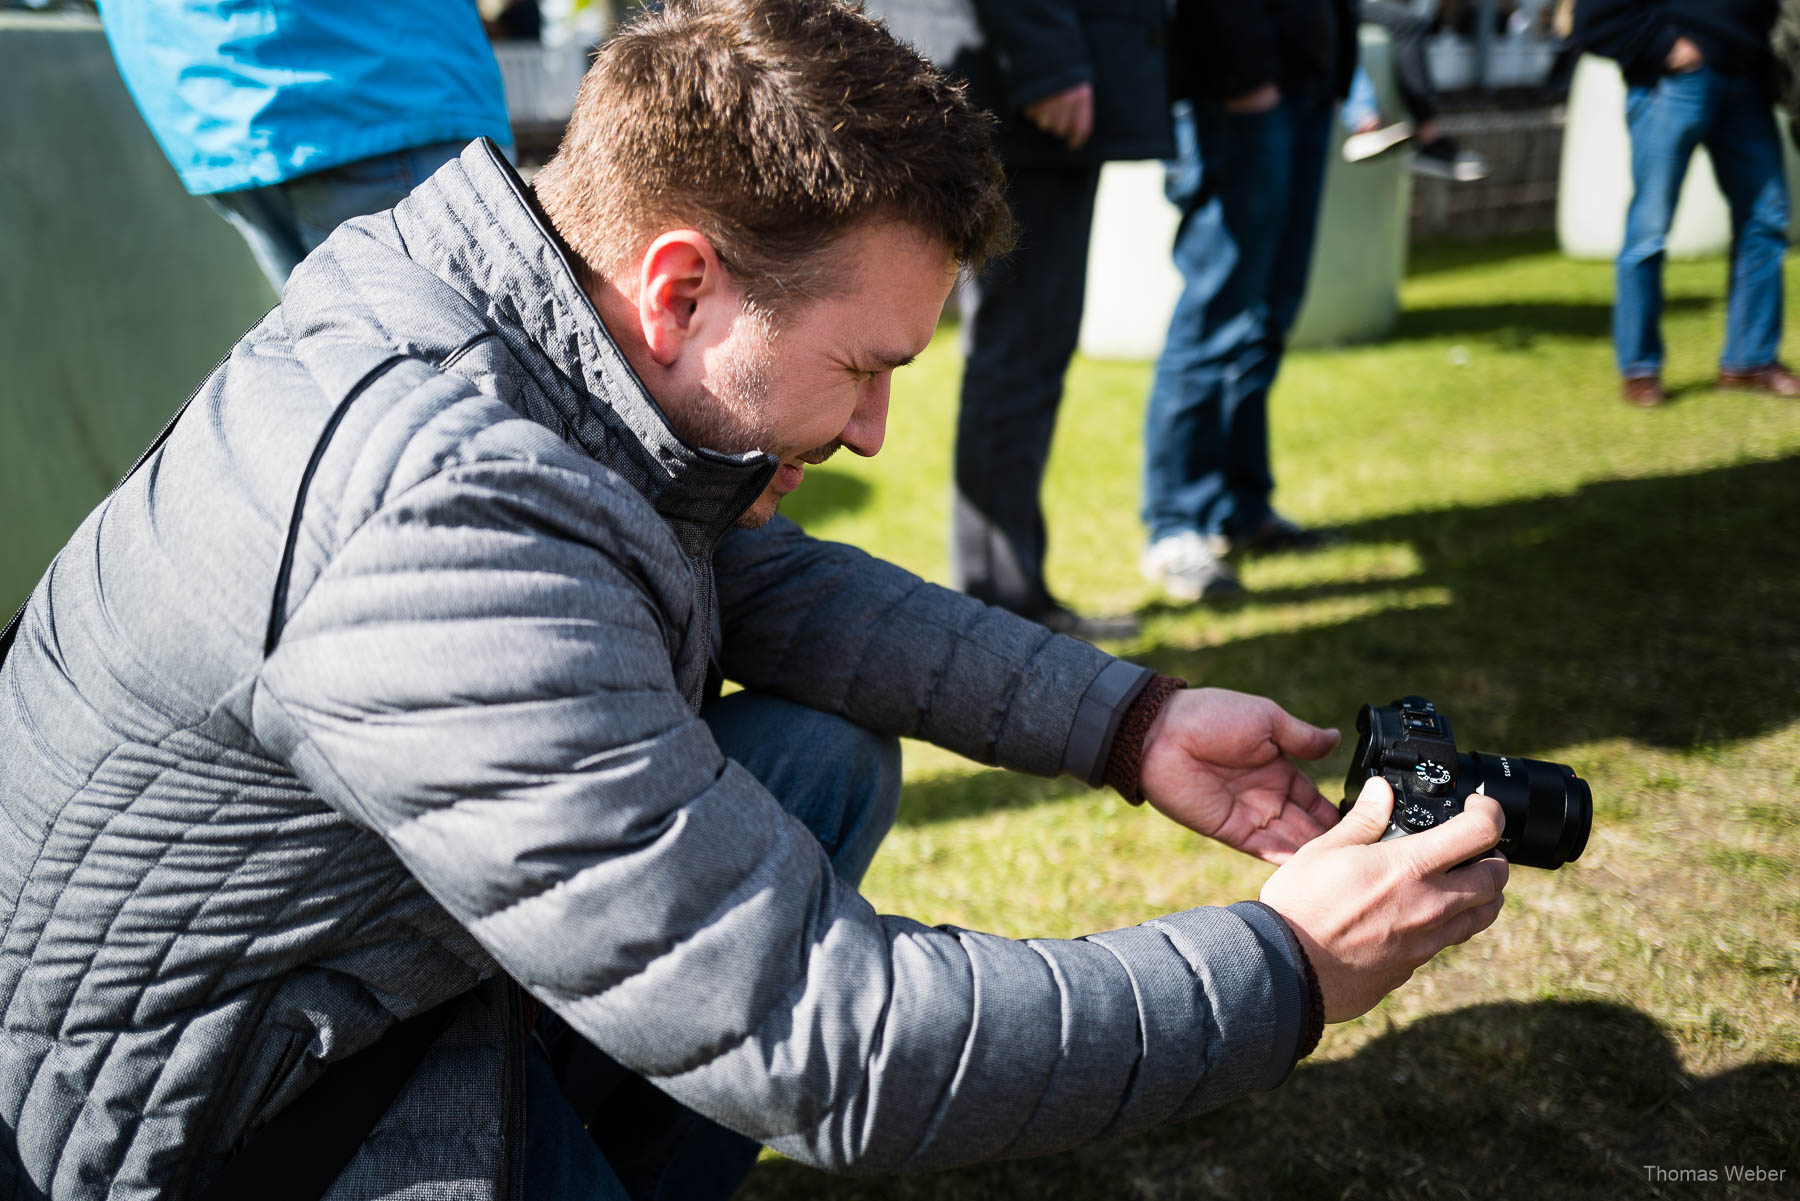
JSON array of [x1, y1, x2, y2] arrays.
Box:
[[99, 0, 513, 291]]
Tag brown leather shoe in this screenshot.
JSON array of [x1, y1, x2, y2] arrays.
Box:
[[1717, 362, 1800, 396], [1622, 375, 1665, 407]]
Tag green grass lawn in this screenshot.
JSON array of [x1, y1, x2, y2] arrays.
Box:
[[741, 236, 1800, 1200]]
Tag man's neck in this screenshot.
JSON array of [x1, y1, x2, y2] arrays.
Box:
[[585, 274, 658, 388]]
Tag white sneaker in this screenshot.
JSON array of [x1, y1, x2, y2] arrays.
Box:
[[1140, 532, 1244, 602], [1343, 120, 1414, 164]]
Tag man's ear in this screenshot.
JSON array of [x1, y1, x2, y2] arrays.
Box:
[[636, 230, 729, 367]]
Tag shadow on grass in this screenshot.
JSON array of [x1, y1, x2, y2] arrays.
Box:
[[1387, 296, 1709, 344], [1402, 232, 1560, 279], [895, 455, 1799, 827], [740, 1000, 1799, 1201], [1137, 454, 1800, 756], [780, 464, 875, 525]]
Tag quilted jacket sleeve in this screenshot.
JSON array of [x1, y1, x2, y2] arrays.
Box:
[[713, 516, 1125, 780], [254, 451, 1311, 1174]]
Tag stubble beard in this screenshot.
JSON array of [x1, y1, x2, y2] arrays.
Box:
[[669, 314, 837, 529], [665, 316, 786, 528]]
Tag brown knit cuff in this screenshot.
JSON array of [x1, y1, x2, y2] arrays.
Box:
[[1293, 936, 1327, 1060], [1103, 674, 1187, 803], [1296, 936, 1324, 1058]]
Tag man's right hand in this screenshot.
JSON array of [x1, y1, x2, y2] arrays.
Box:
[[1259, 777, 1508, 1022], [1667, 36, 1704, 73], [1024, 82, 1095, 150]]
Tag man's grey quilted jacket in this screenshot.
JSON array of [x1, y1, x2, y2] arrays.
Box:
[[0, 141, 1310, 1199]]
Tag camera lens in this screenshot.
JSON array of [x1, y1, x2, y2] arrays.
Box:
[[1458, 751, 1592, 869]]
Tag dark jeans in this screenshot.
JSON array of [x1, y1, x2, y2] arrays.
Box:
[[952, 163, 1101, 617], [1615, 67, 1789, 377], [1141, 92, 1333, 543], [1362, 1, 1439, 126], [522, 692, 903, 1200], [206, 141, 470, 292]]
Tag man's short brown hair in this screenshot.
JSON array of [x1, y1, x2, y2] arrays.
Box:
[[533, 0, 1012, 310]]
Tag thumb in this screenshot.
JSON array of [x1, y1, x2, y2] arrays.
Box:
[[1311, 776, 1394, 849], [1273, 707, 1340, 761]]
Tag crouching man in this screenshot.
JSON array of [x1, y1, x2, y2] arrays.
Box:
[[0, 1, 1508, 1197]]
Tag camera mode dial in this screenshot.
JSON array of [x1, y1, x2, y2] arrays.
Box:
[[1412, 759, 1453, 796], [1397, 803, 1443, 831]]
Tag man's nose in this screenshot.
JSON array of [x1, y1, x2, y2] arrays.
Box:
[[842, 375, 890, 457]]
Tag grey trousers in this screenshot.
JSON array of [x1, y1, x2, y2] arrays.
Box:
[[951, 162, 1101, 618]]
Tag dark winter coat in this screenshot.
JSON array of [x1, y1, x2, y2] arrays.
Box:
[[1574, 0, 1778, 89], [1168, 0, 1362, 105], [868, 0, 1175, 166]]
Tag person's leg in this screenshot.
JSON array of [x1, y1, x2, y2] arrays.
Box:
[[1615, 71, 1713, 380], [697, 691, 901, 889], [1218, 88, 1335, 537], [205, 142, 471, 293], [1704, 76, 1789, 375], [532, 693, 902, 1201], [1142, 99, 1292, 547], [205, 185, 309, 294], [1363, 0, 1440, 127], [280, 140, 472, 259], [1264, 91, 1335, 341], [1343, 65, 1382, 133], [952, 164, 1101, 619], [524, 1034, 633, 1201]]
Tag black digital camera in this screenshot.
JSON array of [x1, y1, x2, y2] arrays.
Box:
[[1340, 696, 1592, 870]]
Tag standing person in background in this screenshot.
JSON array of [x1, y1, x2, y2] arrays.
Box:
[[1770, 0, 1800, 146], [1574, 0, 1797, 406], [1343, 2, 1492, 181], [871, 0, 1172, 639], [1138, 0, 1358, 603], [99, 0, 513, 292]]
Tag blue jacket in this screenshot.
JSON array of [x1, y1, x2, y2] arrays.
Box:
[[97, 0, 512, 195]]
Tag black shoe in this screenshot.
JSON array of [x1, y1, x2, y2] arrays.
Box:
[[1411, 136, 1488, 182], [1029, 605, 1140, 642], [1224, 514, 1345, 555]]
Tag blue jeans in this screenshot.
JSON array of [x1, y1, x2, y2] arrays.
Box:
[[522, 692, 902, 1201], [1615, 68, 1790, 378], [1141, 93, 1334, 543], [206, 141, 471, 292]]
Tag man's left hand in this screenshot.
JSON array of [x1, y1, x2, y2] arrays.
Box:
[[1138, 687, 1341, 864]]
